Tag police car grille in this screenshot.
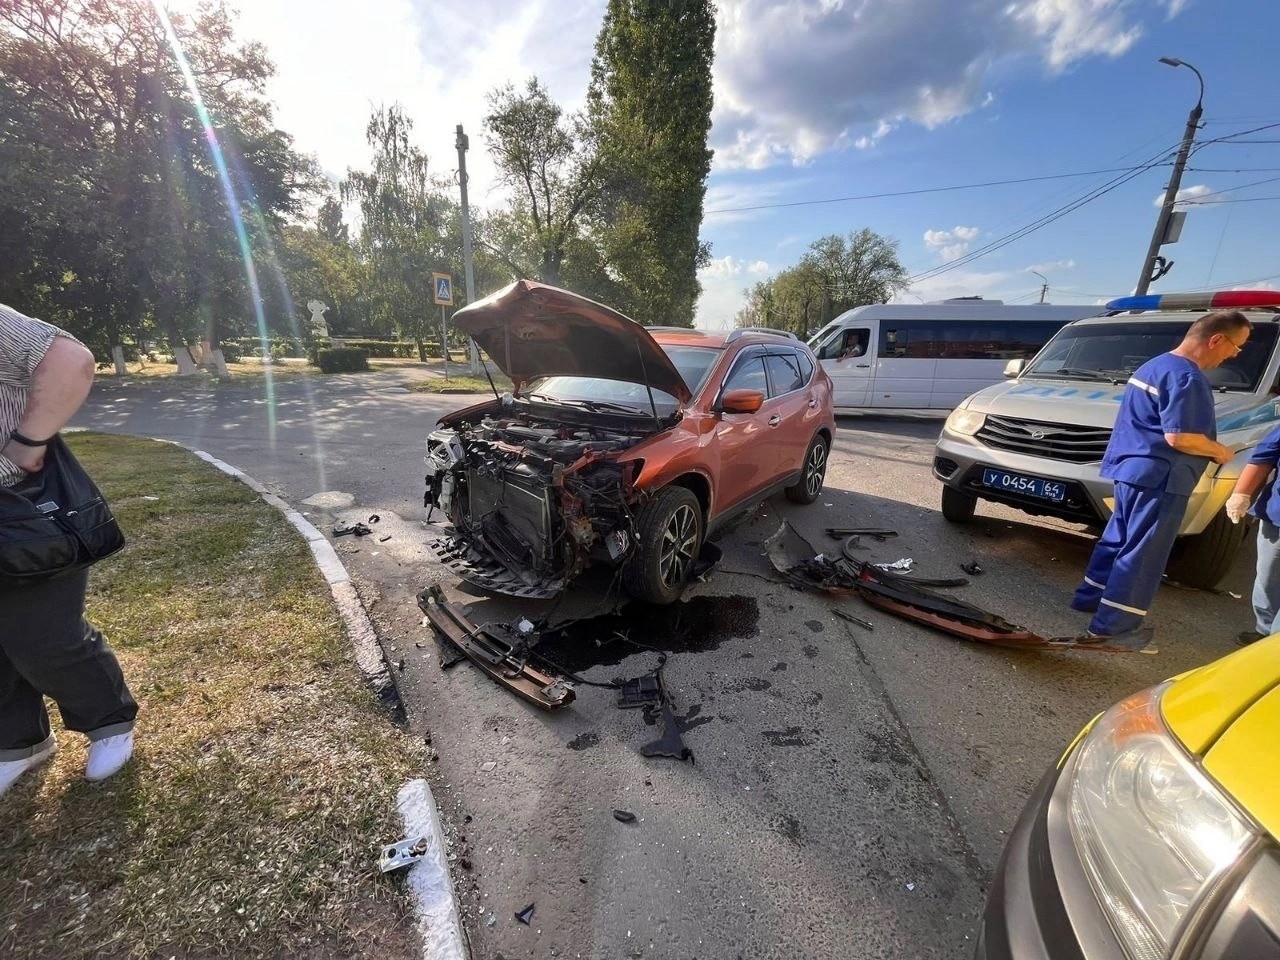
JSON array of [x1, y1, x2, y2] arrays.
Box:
[[975, 416, 1111, 463]]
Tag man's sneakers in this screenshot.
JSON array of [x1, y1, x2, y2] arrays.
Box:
[[1235, 629, 1265, 647], [0, 736, 57, 799], [85, 731, 134, 782]]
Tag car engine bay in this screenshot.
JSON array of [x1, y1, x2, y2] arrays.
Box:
[[425, 400, 664, 596]]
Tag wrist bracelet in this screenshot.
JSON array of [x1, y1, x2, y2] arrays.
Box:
[[8, 429, 50, 447]]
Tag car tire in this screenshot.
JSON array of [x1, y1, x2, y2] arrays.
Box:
[[941, 485, 977, 523], [624, 486, 704, 605], [785, 434, 829, 504], [1164, 509, 1249, 590]]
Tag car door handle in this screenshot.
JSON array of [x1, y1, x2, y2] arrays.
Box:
[[769, 415, 781, 426]]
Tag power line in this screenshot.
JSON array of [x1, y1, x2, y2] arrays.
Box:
[[907, 142, 1179, 285], [1184, 195, 1280, 205], [1176, 175, 1280, 203], [702, 164, 1169, 214]]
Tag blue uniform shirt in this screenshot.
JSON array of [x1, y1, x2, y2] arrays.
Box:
[[1101, 352, 1217, 497], [1247, 423, 1280, 525]]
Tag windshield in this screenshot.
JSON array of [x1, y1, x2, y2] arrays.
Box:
[[1024, 320, 1278, 392], [519, 345, 720, 416], [807, 323, 839, 353], [659, 344, 721, 394]]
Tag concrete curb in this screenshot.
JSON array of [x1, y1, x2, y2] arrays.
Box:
[[185, 447, 467, 960]]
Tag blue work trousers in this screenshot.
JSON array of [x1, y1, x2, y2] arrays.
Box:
[[1072, 481, 1187, 635], [1252, 519, 1280, 636]]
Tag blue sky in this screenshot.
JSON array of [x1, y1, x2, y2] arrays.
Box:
[[170, 0, 1280, 327]]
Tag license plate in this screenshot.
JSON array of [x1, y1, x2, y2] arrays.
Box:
[[981, 468, 1066, 502]]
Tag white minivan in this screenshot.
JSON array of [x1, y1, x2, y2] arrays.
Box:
[[806, 298, 1100, 413], [935, 290, 1280, 589]]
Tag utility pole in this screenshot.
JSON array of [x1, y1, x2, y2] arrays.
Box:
[[456, 124, 480, 375], [1031, 270, 1049, 304], [1135, 58, 1204, 297]]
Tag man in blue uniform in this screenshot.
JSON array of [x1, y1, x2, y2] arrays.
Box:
[[1224, 422, 1280, 645], [1072, 310, 1249, 638]]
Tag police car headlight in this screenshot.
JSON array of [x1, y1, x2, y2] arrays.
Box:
[[944, 408, 986, 436], [1063, 682, 1255, 960]]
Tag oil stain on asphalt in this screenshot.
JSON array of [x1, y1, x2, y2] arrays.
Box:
[[534, 595, 760, 674]]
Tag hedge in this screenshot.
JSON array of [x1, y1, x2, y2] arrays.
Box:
[[315, 347, 370, 373]]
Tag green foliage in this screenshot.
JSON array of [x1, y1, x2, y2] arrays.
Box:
[[0, 0, 317, 351], [314, 348, 370, 373], [482, 80, 602, 287], [737, 229, 909, 337], [340, 106, 461, 354], [587, 0, 715, 327]]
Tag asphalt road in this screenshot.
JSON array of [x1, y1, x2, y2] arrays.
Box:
[[73, 371, 1259, 959]]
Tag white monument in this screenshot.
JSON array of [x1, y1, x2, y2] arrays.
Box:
[[307, 299, 330, 338]]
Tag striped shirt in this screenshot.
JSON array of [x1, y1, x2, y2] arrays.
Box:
[[0, 303, 72, 486]]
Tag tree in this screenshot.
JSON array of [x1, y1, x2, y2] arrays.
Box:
[[737, 230, 908, 336], [483, 78, 601, 287], [0, 0, 315, 367], [341, 105, 461, 357], [587, 0, 715, 327]]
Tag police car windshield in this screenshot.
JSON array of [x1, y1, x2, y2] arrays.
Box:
[[1025, 320, 1278, 392]]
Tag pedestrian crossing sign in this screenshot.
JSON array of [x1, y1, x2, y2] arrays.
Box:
[[432, 272, 453, 306]]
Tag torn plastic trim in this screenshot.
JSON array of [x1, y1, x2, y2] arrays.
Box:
[[417, 585, 576, 709]]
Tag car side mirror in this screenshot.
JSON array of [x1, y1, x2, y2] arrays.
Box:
[[1003, 359, 1025, 378], [720, 388, 765, 414]]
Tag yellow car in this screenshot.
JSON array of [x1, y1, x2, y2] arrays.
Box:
[[977, 635, 1280, 959]]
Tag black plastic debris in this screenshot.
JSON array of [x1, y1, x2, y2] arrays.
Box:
[[612, 809, 637, 823], [379, 534, 392, 542], [832, 609, 873, 631], [961, 561, 985, 576], [334, 521, 373, 537], [616, 674, 663, 709], [827, 526, 898, 541], [641, 696, 694, 764], [368, 514, 381, 524], [515, 903, 535, 925]]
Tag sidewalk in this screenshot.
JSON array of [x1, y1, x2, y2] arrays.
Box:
[[0, 434, 427, 960]]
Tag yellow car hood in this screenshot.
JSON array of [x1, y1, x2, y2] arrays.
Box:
[[1161, 636, 1280, 840]]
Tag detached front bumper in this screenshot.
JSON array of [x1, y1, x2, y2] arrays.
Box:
[[427, 534, 568, 599]]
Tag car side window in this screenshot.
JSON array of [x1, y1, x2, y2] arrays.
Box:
[[796, 352, 814, 383], [723, 356, 768, 394], [765, 352, 805, 396]]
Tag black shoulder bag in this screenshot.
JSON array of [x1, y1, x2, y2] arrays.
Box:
[[0, 434, 126, 583]]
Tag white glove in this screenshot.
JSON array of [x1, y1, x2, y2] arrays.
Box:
[[1226, 493, 1251, 524]]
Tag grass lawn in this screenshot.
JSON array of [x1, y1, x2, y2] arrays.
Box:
[[0, 435, 420, 960], [95, 357, 315, 384]]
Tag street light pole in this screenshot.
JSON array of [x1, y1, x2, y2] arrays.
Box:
[[456, 124, 480, 375], [1135, 57, 1204, 297]]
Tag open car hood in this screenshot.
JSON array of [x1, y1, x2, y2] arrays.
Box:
[[451, 280, 692, 403]]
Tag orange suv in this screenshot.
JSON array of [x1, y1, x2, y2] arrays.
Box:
[[425, 280, 837, 604]]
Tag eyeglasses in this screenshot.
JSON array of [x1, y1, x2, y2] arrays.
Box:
[[1218, 335, 1248, 355]]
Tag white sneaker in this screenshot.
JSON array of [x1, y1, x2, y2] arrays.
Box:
[[85, 731, 134, 782], [0, 736, 58, 799]]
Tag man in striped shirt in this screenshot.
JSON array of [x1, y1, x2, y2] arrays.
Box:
[[1071, 310, 1248, 639], [0, 304, 137, 798]]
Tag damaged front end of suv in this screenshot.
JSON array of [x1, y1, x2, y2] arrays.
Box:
[[425, 280, 699, 603]]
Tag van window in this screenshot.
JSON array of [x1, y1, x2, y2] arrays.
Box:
[[1025, 320, 1278, 391], [817, 328, 869, 360], [880, 320, 1067, 360]]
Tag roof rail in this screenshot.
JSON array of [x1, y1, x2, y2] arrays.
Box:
[[646, 325, 708, 334], [726, 327, 799, 343]]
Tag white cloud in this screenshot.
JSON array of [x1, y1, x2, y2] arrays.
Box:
[[1155, 183, 1215, 206], [1025, 259, 1077, 272], [924, 225, 981, 261], [694, 256, 773, 329], [894, 267, 1012, 303], [712, 0, 1177, 169]]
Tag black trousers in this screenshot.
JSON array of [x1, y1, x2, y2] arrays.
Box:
[[0, 568, 137, 760]]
